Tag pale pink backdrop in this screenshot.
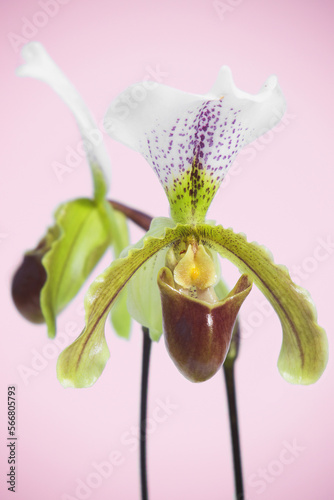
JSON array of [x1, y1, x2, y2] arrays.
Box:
[[1, 0, 333, 499]]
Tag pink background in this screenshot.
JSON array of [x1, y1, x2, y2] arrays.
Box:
[[1, 0, 334, 499]]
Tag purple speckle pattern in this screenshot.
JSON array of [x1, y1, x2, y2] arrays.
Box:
[[140, 98, 249, 222]]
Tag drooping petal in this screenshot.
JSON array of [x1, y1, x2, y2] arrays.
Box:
[[104, 67, 285, 223], [193, 224, 328, 385], [17, 42, 111, 200], [57, 224, 187, 388], [158, 269, 252, 382]]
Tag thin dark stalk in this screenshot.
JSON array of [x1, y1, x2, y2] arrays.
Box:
[[108, 199, 152, 231], [140, 327, 152, 500], [223, 322, 244, 500]]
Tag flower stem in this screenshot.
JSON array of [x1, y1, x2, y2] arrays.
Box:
[[223, 322, 244, 500], [108, 199, 152, 231], [140, 326, 152, 500]]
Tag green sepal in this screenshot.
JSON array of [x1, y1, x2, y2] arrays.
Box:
[[110, 287, 131, 340], [214, 279, 230, 301], [122, 217, 176, 341], [126, 247, 167, 341], [109, 208, 132, 339], [41, 198, 113, 338]]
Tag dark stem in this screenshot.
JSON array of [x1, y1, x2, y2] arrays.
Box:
[[140, 327, 152, 500], [223, 362, 244, 499], [108, 199, 152, 231], [223, 322, 244, 500]]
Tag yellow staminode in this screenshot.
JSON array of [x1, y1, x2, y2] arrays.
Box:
[[190, 266, 200, 281], [174, 244, 217, 290]]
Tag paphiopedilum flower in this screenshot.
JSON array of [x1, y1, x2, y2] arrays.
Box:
[[57, 68, 328, 387], [12, 43, 131, 339]]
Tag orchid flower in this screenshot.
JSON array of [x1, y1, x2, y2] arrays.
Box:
[[12, 42, 131, 339], [57, 68, 328, 387]]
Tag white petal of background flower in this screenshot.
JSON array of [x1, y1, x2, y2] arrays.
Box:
[[17, 42, 111, 189]]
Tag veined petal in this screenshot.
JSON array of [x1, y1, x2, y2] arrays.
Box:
[[104, 67, 285, 223], [120, 216, 176, 257], [17, 42, 111, 200], [57, 224, 188, 387], [193, 224, 328, 385]]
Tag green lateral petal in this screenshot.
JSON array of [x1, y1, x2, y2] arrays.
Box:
[[41, 198, 113, 338], [120, 217, 176, 256], [56, 225, 187, 388], [109, 208, 132, 339], [193, 224, 328, 385]]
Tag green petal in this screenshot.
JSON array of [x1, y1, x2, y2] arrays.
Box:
[[110, 287, 132, 340], [56, 224, 186, 388], [122, 216, 175, 340], [56, 311, 110, 389], [194, 224, 328, 385], [127, 247, 167, 341], [120, 217, 176, 255], [109, 208, 132, 339], [41, 198, 113, 338]]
